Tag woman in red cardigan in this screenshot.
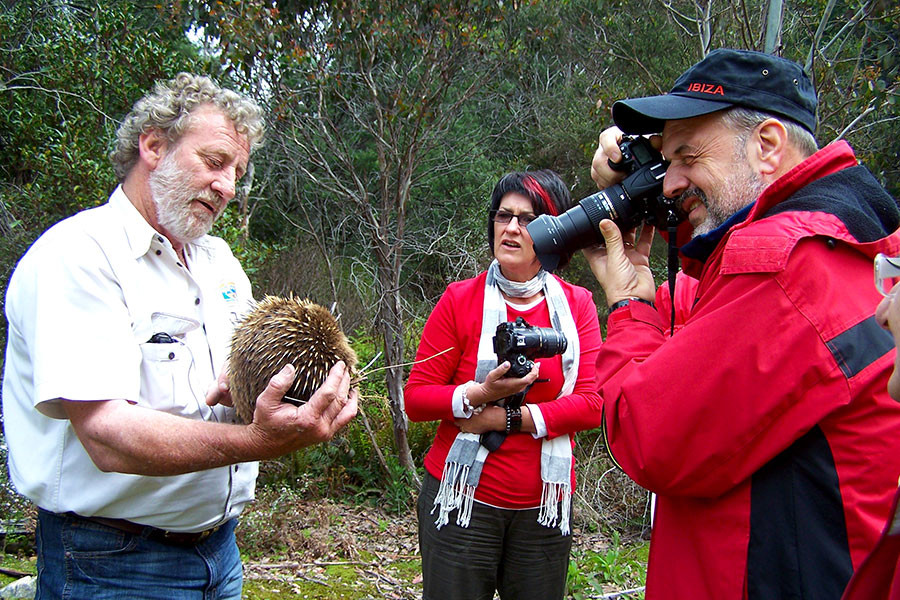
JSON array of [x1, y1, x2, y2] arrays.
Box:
[[405, 170, 604, 600]]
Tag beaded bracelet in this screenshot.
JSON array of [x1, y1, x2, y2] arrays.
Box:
[[461, 381, 475, 414], [505, 405, 522, 433], [461, 381, 484, 415]]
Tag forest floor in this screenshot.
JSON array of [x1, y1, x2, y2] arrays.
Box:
[[236, 493, 646, 599], [0, 493, 647, 600]]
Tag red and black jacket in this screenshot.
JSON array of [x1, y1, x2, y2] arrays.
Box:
[[598, 142, 900, 599]]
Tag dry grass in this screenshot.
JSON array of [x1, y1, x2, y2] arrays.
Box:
[[574, 430, 652, 540]]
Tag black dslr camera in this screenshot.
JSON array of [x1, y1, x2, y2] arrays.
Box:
[[527, 136, 685, 271], [493, 317, 568, 378], [480, 318, 567, 452]]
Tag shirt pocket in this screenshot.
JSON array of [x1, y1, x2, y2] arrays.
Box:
[[138, 340, 195, 414]]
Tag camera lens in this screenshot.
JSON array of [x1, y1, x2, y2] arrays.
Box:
[[533, 328, 568, 358], [528, 185, 637, 272]]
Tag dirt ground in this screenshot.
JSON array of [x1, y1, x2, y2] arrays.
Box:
[[1, 494, 638, 599], [236, 495, 622, 599]]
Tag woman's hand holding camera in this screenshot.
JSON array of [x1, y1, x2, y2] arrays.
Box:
[[462, 361, 540, 409], [454, 361, 539, 434]]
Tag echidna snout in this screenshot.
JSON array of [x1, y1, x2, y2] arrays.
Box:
[[228, 296, 358, 424]]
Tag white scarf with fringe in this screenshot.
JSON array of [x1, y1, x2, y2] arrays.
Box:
[[432, 260, 579, 535]]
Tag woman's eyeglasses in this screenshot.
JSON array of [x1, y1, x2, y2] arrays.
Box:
[[874, 253, 900, 297], [493, 210, 538, 227]]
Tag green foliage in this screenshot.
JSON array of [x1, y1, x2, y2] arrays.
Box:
[[0, 0, 209, 368], [210, 201, 282, 276], [567, 531, 649, 599], [0, 554, 36, 588], [0, 436, 33, 557], [791, 0, 900, 196], [0, 1, 203, 230], [367, 456, 422, 514]]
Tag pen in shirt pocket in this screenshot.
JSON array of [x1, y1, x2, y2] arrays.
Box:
[[147, 332, 176, 344]]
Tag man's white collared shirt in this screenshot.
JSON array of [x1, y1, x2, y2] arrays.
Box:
[[3, 186, 257, 532]]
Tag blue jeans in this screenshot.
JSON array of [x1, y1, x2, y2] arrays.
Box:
[[35, 509, 242, 600]]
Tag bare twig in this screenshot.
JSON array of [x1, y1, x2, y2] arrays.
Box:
[[0, 567, 31, 578], [596, 586, 647, 599], [357, 404, 391, 477], [354, 346, 454, 382], [832, 103, 877, 142], [2, 83, 114, 122]]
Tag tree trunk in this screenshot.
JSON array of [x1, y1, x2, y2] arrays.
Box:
[[761, 0, 784, 54], [376, 253, 417, 476], [237, 161, 255, 245]]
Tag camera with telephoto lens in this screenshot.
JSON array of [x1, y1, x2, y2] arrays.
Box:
[[493, 317, 567, 378], [527, 136, 684, 272]]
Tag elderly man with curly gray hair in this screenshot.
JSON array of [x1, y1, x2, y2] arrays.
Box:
[[2, 73, 357, 600]]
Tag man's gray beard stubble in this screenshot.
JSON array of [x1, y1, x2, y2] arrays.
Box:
[[148, 151, 220, 243]]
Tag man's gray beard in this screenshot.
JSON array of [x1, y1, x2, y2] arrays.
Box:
[[689, 164, 768, 238], [148, 152, 218, 244]]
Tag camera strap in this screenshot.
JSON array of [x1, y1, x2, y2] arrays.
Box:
[[666, 209, 681, 337]]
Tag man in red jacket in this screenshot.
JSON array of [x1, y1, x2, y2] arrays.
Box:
[[840, 257, 900, 598], [585, 48, 900, 599]]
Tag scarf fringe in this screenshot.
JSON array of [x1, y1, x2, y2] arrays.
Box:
[[432, 460, 478, 529], [431, 462, 475, 530], [436, 464, 570, 535], [538, 481, 571, 536]]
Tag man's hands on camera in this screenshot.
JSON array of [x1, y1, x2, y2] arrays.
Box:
[[591, 126, 663, 189], [583, 220, 656, 307], [246, 361, 358, 458], [591, 126, 627, 189], [585, 126, 659, 307]]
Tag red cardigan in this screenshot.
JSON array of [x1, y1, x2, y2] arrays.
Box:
[[405, 271, 603, 509]]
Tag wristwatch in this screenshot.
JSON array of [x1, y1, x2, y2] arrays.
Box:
[[608, 297, 655, 312]]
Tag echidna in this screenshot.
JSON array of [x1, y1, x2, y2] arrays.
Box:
[[228, 295, 358, 424]]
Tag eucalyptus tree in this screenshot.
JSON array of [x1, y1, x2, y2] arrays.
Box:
[[0, 0, 204, 378], [573, 0, 898, 193], [182, 0, 534, 471]]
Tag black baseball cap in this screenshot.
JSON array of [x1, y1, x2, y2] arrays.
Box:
[[612, 48, 817, 134]]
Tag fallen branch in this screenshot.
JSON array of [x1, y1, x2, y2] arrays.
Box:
[[596, 586, 646, 599], [314, 559, 369, 566], [245, 561, 301, 570], [0, 567, 31, 578]]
